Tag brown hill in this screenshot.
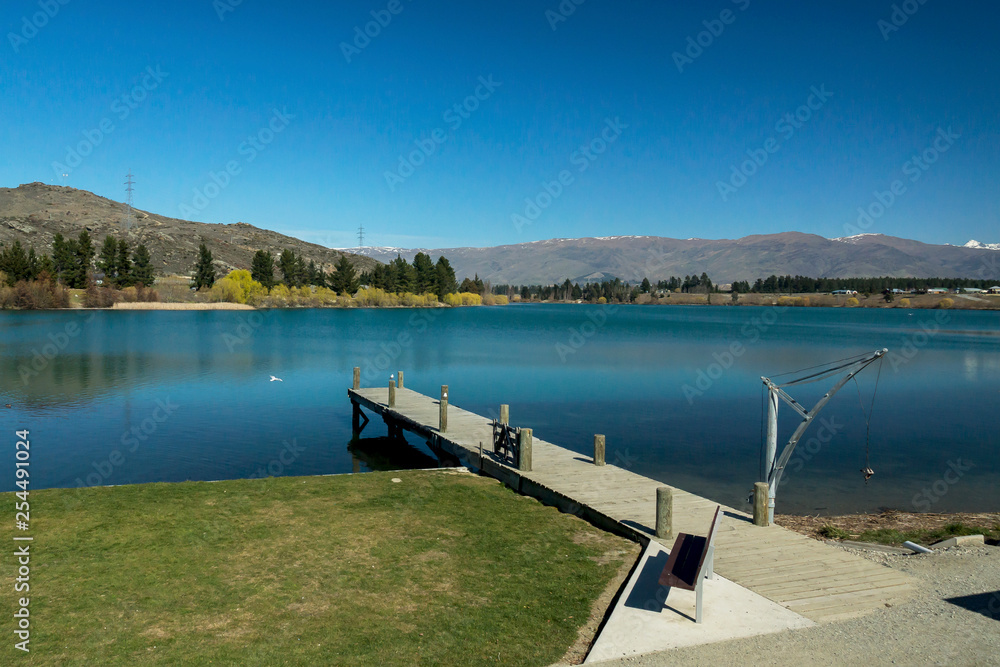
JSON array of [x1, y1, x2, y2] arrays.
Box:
[[0, 182, 377, 277]]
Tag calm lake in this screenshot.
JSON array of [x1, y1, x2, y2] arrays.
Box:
[[2, 305, 998, 515]]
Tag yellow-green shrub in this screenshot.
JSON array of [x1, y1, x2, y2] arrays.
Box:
[[899, 298, 910, 308], [494, 295, 509, 305], [210, 269, 266, 304], [938, 298, 953, 309], [845, 297, 859, 307]]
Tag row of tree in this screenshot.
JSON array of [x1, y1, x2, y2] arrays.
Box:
[[0, 232, 154, 289], [359, 253, 458, 299], [737, 275, 1000, 294]]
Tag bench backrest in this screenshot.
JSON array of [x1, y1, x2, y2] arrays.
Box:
[[696, 505, 721, 576]]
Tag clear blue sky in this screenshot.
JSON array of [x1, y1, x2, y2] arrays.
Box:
[[2, 0, 997, 248]]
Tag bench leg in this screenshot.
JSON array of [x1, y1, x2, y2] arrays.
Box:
[[695, 581, 703, 624], [705, 545, 715, 580]]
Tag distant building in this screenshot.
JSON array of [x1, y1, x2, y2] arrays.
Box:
[[831, 289, 857, 295], [988, 286, 1000, 294], [926, 287, 948, 294]]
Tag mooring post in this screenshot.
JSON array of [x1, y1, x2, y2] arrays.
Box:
[[397, 371, 404, 389], [439, 385, 448, 433], [753, 482, 770, 527], [351, 401, 361, 435], [353, 366, 360, 390], [517, 428, 533, 472], [388, 380, 396, 408], [656, 486, 673, 541], [499, 404, 509, 425], [593, 434, 606, 466]]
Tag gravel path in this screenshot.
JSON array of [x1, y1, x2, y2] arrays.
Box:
[[588, 544, 1000, 666]]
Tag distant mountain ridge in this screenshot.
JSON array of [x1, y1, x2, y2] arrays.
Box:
[[344, 232, 1000, 285], [0, 183, 377, 277]]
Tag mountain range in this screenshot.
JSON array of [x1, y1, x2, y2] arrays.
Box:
[[2, 182, 996, 286], [346, 233, 1000, 285]]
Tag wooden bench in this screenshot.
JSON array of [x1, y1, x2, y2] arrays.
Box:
[[658, 505, 721, 623]]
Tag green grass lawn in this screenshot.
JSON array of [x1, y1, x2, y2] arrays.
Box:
[[2, 470, 634, 666]]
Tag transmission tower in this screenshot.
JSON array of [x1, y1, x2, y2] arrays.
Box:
[[357, 224, 365, 248], [121, 170, 135, 233]]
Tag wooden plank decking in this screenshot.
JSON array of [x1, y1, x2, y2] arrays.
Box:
[[349, 385, 915, 623]]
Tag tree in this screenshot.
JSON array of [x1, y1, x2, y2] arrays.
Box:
[[412, 252, 436, 293], [251, 250, 276, 289], [132, 244, 154, 287], [116, 238, 133, 287], [391, 255, 413, 293], [97, 235, 118, 278], [640, 277, 651, 293], [192, 242, 216, 290], [434, 256, 457, 299], [0, 241, 30, 285], [278, 249, 300, 287], [329, 255, 359, 295], [66, 230, 96, 289]]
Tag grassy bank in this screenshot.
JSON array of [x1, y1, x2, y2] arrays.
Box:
[[1, 470, 634, 666], [779, 510, 1000, 547]]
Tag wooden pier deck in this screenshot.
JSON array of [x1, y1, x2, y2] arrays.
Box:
[[349, 384, 915, 623]]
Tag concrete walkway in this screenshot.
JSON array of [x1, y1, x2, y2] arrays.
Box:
[[584, 540, 814, 663]]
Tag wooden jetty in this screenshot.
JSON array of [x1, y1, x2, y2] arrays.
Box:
[[349, 374, 914, 623]]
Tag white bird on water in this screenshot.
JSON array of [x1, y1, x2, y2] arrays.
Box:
[[270, 375, 283, 382]]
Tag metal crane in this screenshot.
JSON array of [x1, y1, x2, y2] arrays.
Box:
[[761, 348, 887, 523]]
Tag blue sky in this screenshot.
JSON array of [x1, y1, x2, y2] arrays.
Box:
[[2, 0, 997, 248]]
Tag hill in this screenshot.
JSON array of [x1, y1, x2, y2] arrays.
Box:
[[0, 183, 377, 277], [347, 233, 1000, 285]]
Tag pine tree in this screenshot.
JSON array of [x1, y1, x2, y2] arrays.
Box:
[[117, 238, 133, 287], [412, 252, 436, 293], [251, 250, 276, 289], [391, 255, 413, 293], [192, 242, 216, 290], [434, 256, 457, 300], [330, 255, 359, 295], [278, 249, 299, 287], [97, 235, 118, 278], [70, 230, 95, 288], [132, 244, 154, 287]]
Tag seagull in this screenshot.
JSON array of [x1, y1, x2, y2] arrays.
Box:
[[269, 375, 283, 382]]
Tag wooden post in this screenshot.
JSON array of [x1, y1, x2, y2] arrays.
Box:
[[388, 380, 396, 408], [351, 401, 361, 436], [593, 434, 606, 466], [656, 486, 673, 541], [352, 366, 360, 390], [439, 385, 448, 433], [499, 404, 509, 425], [397, 371, 404, 389], [753, 482, 770, 527], [517, 428, 533, 472]]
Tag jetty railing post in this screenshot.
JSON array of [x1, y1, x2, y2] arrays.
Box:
[[753, 482, 770, 527], [397, 371, 404, 389], [594, 434, 606, 466], [439, 385, 448, 433], [517, 428, 533, 472], [351, 401, 360, 436], [656, 486, 673, 541], [353, 366, 360, 390], [499, 404, 509, 425], [388, 380, 396, 408]]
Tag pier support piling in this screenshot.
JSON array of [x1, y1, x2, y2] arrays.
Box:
[[517, 428, 533, 472], [753, 482, 770, 527], [656, 486, 673, 541], [594, 434, 606, 466], [397, 371, 404, 389], [353, 367, 360, 390], [439, 385, 448, 433]]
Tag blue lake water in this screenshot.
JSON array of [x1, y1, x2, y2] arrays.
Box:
[[1, 305, 998, 515]]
